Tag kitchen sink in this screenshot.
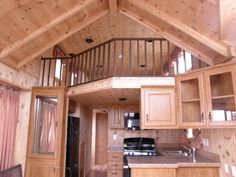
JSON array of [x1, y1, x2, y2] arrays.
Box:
[[165, 150, 189, 157]]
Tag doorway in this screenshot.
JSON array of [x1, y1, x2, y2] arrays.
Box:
[[95, 113, 108, 165]]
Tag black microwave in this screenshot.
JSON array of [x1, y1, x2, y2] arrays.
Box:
[[124, 112, 140, 130]]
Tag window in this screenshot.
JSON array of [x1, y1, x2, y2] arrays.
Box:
[[173, 50, 193, 74]]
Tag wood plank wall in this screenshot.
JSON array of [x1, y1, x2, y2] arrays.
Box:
[[202, 129, 236, 177], [0, 55, 42, 175], [108, 129, 184, 148]]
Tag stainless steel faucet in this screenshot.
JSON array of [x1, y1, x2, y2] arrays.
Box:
[[182, 145, 196, 162]]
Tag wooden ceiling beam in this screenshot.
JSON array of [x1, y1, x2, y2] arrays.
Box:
[[108, 0, 118, 13], [121, 0, 230, 57], [118, 6, 215, 65], [0, 0, 98, 61], [17, 9, 108, 68]]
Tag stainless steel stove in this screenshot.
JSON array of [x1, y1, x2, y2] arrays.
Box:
[[123, 137, 160, 177]]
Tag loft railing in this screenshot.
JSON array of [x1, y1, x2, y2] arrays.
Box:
[[40, 38, 208, 87]]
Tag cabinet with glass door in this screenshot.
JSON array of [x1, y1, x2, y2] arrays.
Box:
[[176, 72, 206, 127], [204, 66, 236, 127]]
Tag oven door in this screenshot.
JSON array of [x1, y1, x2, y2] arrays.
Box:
[[123, 164, 130, 177]]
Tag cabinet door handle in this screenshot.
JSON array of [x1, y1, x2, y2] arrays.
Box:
[[112, 172, 118, 175], [209, 112, 212, 122], [146, 114, 149, 123], [201, 112, 204, 122]]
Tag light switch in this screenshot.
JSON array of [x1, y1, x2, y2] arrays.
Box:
[[112, 133, 117, 140], [231, 166, 236, 177], [224, 164, 229, 174], [203, 138, 209, 147]]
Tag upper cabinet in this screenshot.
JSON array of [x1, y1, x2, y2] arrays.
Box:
[[109, 105, 139, 129], [140, 86, 176, 129], [204, 66, 236, 127], [176, 62, 236, 128], [176, 73, 206, 127]]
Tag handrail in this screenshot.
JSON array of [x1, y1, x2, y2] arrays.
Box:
[[40, 38, 208, 87]]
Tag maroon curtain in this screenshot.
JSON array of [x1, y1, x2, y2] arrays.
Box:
[[39, 101, 57, 153], [0, 87, 19, 170]]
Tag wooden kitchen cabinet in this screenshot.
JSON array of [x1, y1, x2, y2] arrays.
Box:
[[204, 66, 236, 127], [109, 105, 139, 129], [107, 152, 123, 177], [109, 105, 124, 129], [176, 62, 236, 128], [140, 86, 176, 129], [176, 72, 206, 127], [176, 167, 219, 177], [131, 168, 176, 177]]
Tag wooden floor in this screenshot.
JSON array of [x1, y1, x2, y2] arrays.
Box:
[[86, 165, 107, 177]]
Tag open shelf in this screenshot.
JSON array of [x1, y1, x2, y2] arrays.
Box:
[[211, 95, 234, 100], [182, 98, 200, 103]]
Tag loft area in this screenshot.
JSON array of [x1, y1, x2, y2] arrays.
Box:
[[40, 38, 208, 87]]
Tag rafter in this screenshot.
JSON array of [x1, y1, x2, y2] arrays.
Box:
[[17, 10, 108, 68], [120, 0, 230, 57], [118, 5, 217, 65], [0, 0, 97, 61]]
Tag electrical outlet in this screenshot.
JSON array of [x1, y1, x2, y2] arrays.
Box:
[[231, 166, 236, 177], [112, 133, 117, 141], [203, 138, 209, 147], [224, 164, 229, 174]]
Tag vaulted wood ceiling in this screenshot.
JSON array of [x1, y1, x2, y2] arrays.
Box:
[[0, 0, 235, 69]]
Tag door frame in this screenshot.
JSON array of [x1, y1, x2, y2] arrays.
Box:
[[91, 109, 108, 167]]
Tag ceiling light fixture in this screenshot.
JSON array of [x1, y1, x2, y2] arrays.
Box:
[[85, 38, 94, 43], [146, 39, 154, 43]]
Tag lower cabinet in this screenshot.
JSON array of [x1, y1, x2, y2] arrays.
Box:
[[176, 167, 219, 177], [107, 152, 123, 177], [130, 167, 219, 177], [131, 168, 175, 177]]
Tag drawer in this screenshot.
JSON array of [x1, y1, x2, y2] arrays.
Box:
[[108, 152, 123, 162], [107, 169, 123, 177], [108, 162, 123, 170]]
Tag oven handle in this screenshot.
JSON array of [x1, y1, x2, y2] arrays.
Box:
[[123, 165, 129, 169]]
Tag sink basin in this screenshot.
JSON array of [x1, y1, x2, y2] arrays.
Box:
[[165, 150, 189, 157]]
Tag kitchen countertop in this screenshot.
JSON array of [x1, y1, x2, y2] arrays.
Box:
[[128, 147, 221, 168]]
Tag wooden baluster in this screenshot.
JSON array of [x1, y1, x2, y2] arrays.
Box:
[[121, 40, 124, 76], [98, 46, 101, 79], [160, 40, 163, 76], [93, 48, 97, 81], [137, 40, 140, 76], [80, 53, 84, 84], [41, 59, 46, 86], [152, 40, 155, 76], [113, 40, 116, 77], [144, 40, 147, 76], [84, 52, 88, 83], [102, 44, 106, 78], [47, 59, 51, 86], [59, 59, 62, 86], [65, 58, 69, 87], [167, 41, 170, 76], [129, 40, 132, 76], [107, 42, 111, 77], [89, 51, 92, 82]]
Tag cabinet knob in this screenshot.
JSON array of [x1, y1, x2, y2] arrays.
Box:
[[209, 112, 212, 122]]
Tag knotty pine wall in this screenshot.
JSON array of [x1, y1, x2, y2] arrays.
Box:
[[202, 129, 236, 177], [108, 129, 184, 148], [0, 49, 51, 175]]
